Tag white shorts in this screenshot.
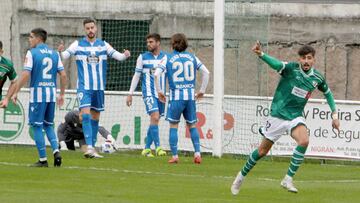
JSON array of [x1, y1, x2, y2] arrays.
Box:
[[259, 116, 307, 142]]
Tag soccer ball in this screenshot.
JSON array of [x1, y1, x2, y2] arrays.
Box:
[[101, 141, 115, 154]]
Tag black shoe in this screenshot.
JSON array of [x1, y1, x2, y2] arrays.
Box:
[[54, 152, 62, 167], [31, 160, 48, 167]]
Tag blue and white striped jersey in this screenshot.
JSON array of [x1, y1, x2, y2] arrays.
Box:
[[63, 37, 119, 91], [24, 43, 64, 103], [158, 51, 204, 101], [135, 51, 166, 98]]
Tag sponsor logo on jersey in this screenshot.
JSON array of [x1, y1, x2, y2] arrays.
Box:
[[38, 82, 55, 87], [312, 81, 318, 87], [291, 86, 309, 99], [175, 84, 194, 89], [87, 52, 99, 64]]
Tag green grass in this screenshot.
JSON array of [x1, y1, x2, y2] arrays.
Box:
[[1, 145, 360, 203]]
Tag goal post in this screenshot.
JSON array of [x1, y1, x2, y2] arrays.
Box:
[[212, 0, 225, 157]]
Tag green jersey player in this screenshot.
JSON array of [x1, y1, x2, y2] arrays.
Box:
[[0, 40, 17, 108], [231, 41, 340, 194]]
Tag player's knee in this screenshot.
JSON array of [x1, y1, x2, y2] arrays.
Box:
[[82, 113, 91, 122], [31, 123, 43, 129], [297, 137, 309, 147], [186, 123, 196, 129], [150, 115, 160, 124], [43, 122, 53, 128], [258, 147, 269, 157]]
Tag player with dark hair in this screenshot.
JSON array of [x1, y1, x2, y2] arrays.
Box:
[[0, 40, 18, 108], [231, 42, 340, 194], [126, 33, 167, 157], [58, 18, 130, 158], [12, 28, 67, 167]]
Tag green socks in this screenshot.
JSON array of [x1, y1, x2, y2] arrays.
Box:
[[241, 149, 262, 176], [287, 145, 307, 177]]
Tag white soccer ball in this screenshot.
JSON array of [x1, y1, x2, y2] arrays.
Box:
[[101, 141, 115, 154]]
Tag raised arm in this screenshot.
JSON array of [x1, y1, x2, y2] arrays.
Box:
[[252, 41, 286, 72], [105, 41, 130, 61], [59, 40, 78, 60]]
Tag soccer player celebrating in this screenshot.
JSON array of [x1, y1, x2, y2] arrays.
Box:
[[12, 28, 67, 167], [58, 18, 130, 158], [154, 33, 210, 164], [0, 40, 17, 108], [126, 33, 167, 157], [231, 41, 340, 194]]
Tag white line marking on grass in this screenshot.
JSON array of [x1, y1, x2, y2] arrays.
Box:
[[1, 161, 360, 183], [257, 177, 360, 183]]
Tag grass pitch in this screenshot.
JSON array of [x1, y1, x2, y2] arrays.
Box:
[[0, 145, 359, 203]]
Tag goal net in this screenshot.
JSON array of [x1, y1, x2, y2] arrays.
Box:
[[0, 0, 270, 156]]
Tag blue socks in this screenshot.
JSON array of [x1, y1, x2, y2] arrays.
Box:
[[82, 114, 92, 147], [144, 125, 160, 149], [91, 119, 99, 147], [33, 125, 46, 160], [150, 125, 160, 148], [34, 124, 60, 161], [169, 128, 178, 156], [190, 128, 200, 153], [145, 127, 153, 149], [43, 124, 59, 153], [168, 127, 200, 156]]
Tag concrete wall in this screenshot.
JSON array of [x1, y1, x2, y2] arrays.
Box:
[[0, 1, 13, 59], [2, 0, 360, 100]]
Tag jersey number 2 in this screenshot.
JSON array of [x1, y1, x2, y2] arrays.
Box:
[[42, 57, 52, 79], [172, 61, 195, 82]]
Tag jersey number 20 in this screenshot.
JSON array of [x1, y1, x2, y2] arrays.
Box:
[[172, 61, 195, 82], [42, 57, 53, 79]]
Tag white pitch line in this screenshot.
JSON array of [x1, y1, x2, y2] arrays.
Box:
[[257, 177, 360, 183], [1, 161, 360, 183]]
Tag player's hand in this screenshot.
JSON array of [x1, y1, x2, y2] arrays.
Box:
[[0, 98, 9, 108], [123, 49, 131, 58], [57, 94, 65, 107], [332, 118, 340, 134], [126, 95, 132, 107], [11, 94, 17, 104], [195, 92, 204, 101], [158, 92, 166, 103], [57, 41, 65, 52], [252, 40, 262, 56]]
